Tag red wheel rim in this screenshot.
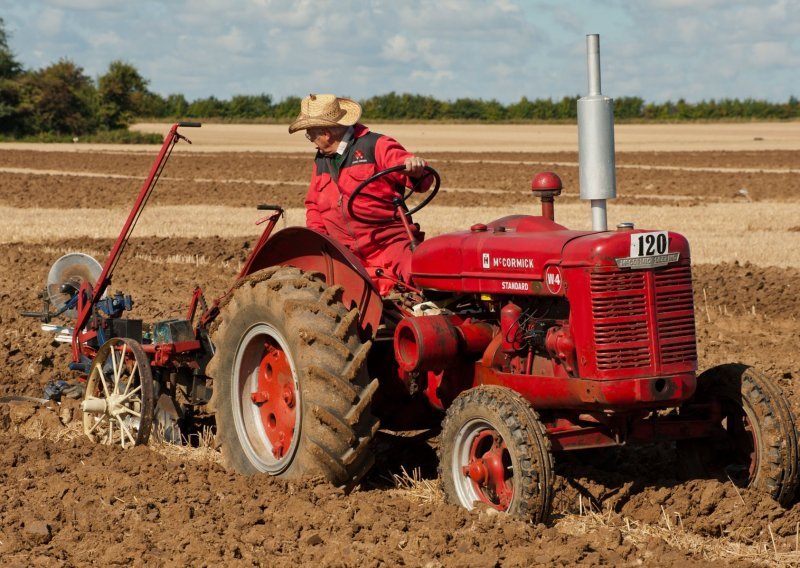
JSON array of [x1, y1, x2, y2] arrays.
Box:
[[462, 428, 514, 510], [250, 338, 297, 460]]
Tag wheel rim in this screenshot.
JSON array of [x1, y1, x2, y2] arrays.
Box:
[[452, 419, 514, 511], [82, 338, 153, 448], [232, 323, 301, 474]]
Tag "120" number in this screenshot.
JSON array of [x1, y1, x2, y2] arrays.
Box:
[[630, 231, 668, 257]]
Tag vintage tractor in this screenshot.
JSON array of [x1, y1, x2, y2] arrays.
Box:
[[27, 36, 798, 523]]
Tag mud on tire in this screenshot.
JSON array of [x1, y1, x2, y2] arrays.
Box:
[[438, 385, 554, 523], [677, 363, 799, 506], [207, 266, 380, 486]]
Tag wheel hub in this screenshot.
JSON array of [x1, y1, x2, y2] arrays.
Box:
[[464, 429, 514, 510], [251, 340, 297, 460]]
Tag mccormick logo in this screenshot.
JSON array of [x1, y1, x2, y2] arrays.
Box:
[[352, 149, 367, 164], [482, 253, 534, 270]]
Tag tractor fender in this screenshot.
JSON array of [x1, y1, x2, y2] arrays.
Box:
[[241, 226, 382, 339]]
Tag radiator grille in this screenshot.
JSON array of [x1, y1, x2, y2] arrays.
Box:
[[590, 264, 696, 371], [654, 265, 697, 364], [591, 271, 650, 370]]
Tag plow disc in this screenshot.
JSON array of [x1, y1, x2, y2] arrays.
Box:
[[46, 253, 103, 319]]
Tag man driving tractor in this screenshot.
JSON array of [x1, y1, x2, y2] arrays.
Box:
[[288, 93, 432, 294]]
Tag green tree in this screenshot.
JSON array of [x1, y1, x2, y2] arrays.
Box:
[[270, 95, 301, 119], [0, 17, 22, 79], [227, 94, 272, 118], [97, 60, 149, 129], [138, 91, 167, 118], [446, 98, 484, 120], [613, 96, 644, 120], [0, 17, 24, 134], [186, 95, 227, 117], [16, 59, 95, 135], [163, 93, 189, 118]]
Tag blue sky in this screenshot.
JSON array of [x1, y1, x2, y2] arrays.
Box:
[[1, 0, 797, 104]]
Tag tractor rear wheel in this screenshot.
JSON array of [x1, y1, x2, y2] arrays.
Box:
[[438, 386, 554, 523], [677, 363, 799, 506], [207, 267, 379, 487]]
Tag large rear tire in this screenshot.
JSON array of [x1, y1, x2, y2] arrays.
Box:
[[677, 364, 799, 506], [438, 386, 554, 523], [207, 267, 379, 486]]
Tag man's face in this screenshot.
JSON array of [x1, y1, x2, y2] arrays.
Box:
[[305, 128, 339, 155]]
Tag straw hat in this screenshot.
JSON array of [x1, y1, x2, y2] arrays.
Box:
[[288, 94, 362, 133]]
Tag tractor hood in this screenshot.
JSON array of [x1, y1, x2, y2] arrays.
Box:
[[411, 215, 691, 296], [411, 215, 591, 295]]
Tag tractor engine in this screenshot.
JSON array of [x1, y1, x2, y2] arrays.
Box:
[[401, 175, 697, 414]]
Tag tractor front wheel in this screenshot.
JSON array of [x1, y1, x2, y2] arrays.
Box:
[[208, 267, 379, 486], [677, 363, 799, 506], [439, 386, 554, 523]]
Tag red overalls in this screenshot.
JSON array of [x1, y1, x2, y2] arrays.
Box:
[[304, 123, 431, 294]]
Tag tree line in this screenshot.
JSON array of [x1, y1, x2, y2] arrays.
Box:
[[0, 18, 797, 140]]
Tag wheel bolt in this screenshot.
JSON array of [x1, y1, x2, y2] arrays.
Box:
[[282, 386, 295, 408], [251, 391, 269, 404]]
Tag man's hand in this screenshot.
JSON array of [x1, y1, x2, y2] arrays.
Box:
[[404, 156, 427, 178]]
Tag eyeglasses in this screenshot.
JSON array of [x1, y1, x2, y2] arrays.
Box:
[[305, 129, 323, 141]]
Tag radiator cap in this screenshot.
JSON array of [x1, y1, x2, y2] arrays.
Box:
[[531, 172, 562, 194]]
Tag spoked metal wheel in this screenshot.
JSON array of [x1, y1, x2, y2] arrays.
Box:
[[439, 386, 554, 522], [231, 323, 301, 474], [81, 338, 154, 448]]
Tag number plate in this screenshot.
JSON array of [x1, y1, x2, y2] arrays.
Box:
[[616, 231, 680, 269], [630, 231, 668, 257]]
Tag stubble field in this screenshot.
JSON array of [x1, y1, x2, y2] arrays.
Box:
[[0, 122, 799, 566]]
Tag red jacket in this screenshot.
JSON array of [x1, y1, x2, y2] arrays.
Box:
[[304, 123, 431, 262]]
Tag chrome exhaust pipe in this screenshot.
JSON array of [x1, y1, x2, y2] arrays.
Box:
[[578, 34, 616, 231]]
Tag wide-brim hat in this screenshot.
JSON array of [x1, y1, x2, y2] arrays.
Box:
[[288, 94, 362, 134]]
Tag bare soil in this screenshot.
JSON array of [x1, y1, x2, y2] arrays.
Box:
[[1, 127, 799, 566]]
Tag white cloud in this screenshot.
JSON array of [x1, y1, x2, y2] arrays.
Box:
[[382, 35, 415, 63], [215, 26, 253, 53], [36, 8, 64, 36], [0, 0, 796, 103], [749, 41, 798, 67], [48, 0, 118, 9], [85, 30, 122, 50]]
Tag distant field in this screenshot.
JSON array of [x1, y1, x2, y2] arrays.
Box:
[[129, 121, 800, 153], [0, 122, 798, 267], [2, 202, 798, 268], [0, 122, 796, 154]]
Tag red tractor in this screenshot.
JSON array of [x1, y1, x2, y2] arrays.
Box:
[[28, 120, 798, 524], [28, 38, 798, 523]]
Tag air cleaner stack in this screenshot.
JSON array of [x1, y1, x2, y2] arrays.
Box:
[[578, 34, 617, 231]]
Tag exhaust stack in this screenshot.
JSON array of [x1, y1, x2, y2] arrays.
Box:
[[578, 34, 616, 231]]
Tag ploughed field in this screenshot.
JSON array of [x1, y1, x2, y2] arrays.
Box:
[[1, 124, 799, 566]]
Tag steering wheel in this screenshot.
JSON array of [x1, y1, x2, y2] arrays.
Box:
[[346, 165, 440, 225]]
